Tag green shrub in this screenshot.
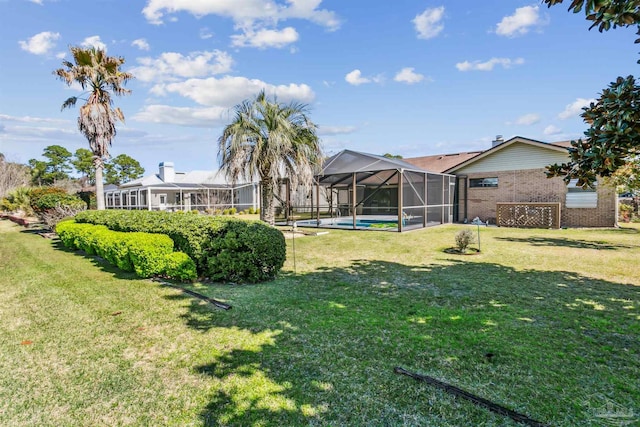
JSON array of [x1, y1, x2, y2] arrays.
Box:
[[33, 193, 85, 213], [0, 187, 33, 215], [56, 220, 84, 250], [162, 252, 197, 281], [73, 210, 286, 282], [205, 218, 285, 282], [455, 229, 476, 253], [28, 187, 68, 210], [128, 233, 175, 278], [619, 203, 633, 222], [32, 191, 86, 230], [56, 220, 193, 280]]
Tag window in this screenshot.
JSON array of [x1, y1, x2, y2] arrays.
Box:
[[566, 179, 597, 208], [469, 177, 498, 188]]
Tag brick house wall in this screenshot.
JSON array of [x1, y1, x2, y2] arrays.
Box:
[[457, 168, 617, 227]]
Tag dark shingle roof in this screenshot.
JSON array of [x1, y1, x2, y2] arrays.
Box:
[[404, 151, 483, 173]]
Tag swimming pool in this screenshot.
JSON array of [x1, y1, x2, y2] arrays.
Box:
[[294, 216, 404, 229], [335, 219, 398, 228]]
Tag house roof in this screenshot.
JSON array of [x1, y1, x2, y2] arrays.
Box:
[[119, 168, 254, 189], [405, 136, 572, 174], [404, 151, 483, 173]]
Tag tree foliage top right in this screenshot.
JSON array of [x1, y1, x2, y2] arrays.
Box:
[[543, 0, 640, 187]]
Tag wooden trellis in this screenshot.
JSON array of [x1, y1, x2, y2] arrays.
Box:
[[496, 202, 561, 229]]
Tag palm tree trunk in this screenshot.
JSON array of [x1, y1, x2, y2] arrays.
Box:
[[94, 156, 105, 210], [261, 181, 276, 225]]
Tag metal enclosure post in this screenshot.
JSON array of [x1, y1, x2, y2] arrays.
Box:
[[423, 172, 427, 227], [316, 180, 320, 227], [352, 173, 357, 229], [398, 170, 403, 232]]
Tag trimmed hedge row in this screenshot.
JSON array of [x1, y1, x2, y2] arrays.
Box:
[[56, 220, 197, 281], [73, 210, 286, 282]]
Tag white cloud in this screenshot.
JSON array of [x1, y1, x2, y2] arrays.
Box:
[[514, 113, 540, 126], [318, 125, 357, 136], [345, 69, 384, 86], [496, 5, 547, 37], [18, 31, 60, 55], [413, 6, 445, 40], [141, 0, 341, 44], [132, 38, 150, 51], [456, 57, 524, 71], [394, 67, 425, 84], [81, 35, 107, 51], [131, 50, 233, 83], [543, 125, 562, 136], [0, 114, 70, 124], [153, 75, 315, 107], [55, 51, 66, 59], [558, 97, 595, 119], [231, 27, 299, 49], [132, 105, 229, 127], [345, 69, 370, 86], [199, 27, 214, 40]]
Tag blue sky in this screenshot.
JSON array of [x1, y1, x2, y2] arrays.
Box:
[[0, 0, 637, 175]]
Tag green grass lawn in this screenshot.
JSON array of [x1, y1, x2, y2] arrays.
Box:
[[1, 219, 638, 426]]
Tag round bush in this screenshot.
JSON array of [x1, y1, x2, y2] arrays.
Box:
[[205, 219, 285, 283]]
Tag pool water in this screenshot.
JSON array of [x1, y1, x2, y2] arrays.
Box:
[[336, 219, 398, 228]]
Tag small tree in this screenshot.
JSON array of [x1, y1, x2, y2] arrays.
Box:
[[455, 229, 476, 253], [42, 145, 73, 182], [72, 148, 96, 185], [105, 154, 145, 185]]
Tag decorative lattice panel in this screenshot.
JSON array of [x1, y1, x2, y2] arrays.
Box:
[[496, 203, 561, 229]]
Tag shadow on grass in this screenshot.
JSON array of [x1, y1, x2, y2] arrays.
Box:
[[493, 236, 636, 250], [171, 259, 640, 426]]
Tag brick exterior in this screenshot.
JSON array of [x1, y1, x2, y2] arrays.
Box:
[[456, 168, 617, 227]]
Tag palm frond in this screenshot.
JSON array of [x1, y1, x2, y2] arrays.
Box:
[[61, 97, 78, 111]]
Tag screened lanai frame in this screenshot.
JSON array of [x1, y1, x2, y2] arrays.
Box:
[[275, 150, 456, 232]]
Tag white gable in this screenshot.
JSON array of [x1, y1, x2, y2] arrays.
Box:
[[454, 140, 569, 174]]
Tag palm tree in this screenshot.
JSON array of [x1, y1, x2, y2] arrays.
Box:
[[54, 46, 133, 210], [218, 91, 323, 225]]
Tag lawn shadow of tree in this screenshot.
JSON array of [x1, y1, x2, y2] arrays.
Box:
[[168, 258, 640, 426], [493, 236, 636, 250]]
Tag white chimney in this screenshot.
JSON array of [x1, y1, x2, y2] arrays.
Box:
[[159, 162, 175, 183], [492, 135, 504, 147]]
